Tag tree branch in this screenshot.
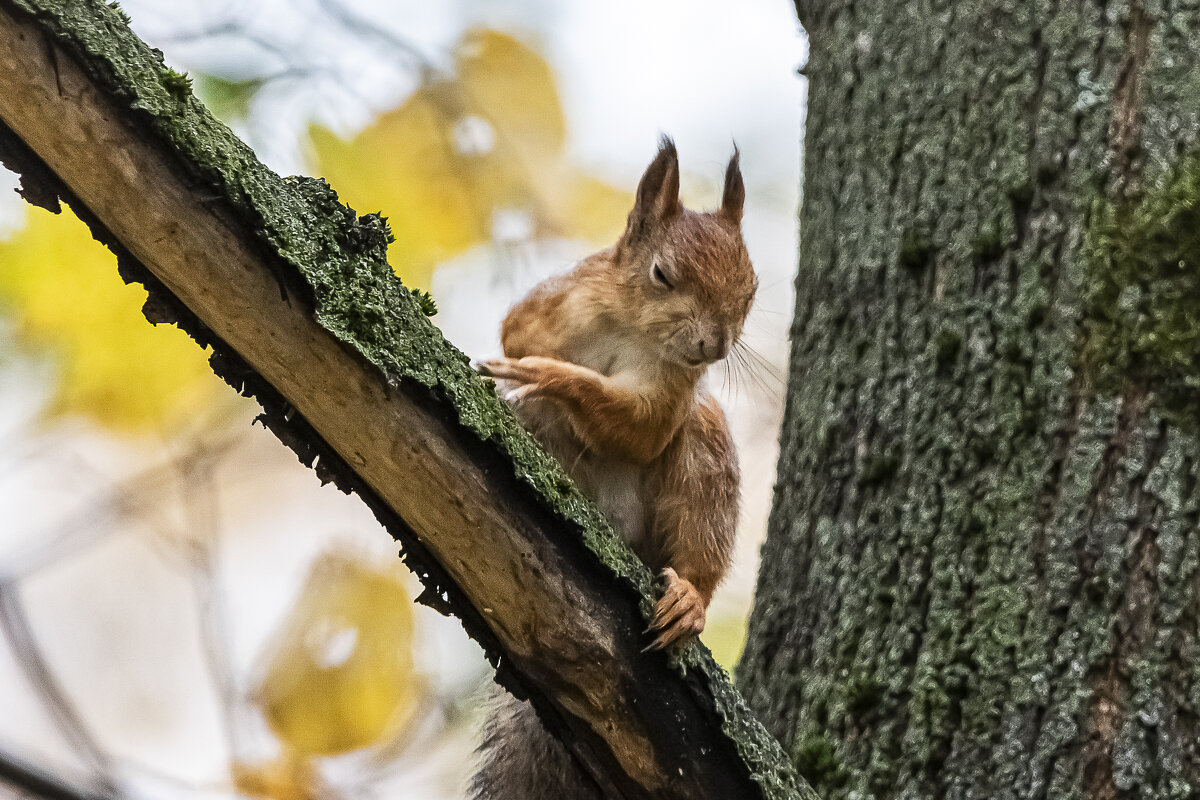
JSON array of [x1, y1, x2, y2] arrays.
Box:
[[0, 587, 118, 795], [0, 1, 810, 798], [0, 750, 111, 800]]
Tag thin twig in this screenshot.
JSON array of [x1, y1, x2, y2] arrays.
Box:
[[0, 588, 118, 796], [174, 445, 243, 762], [0, 749, 111, 800], [0, 434, 240, 582], [312, 0, 435, 78]]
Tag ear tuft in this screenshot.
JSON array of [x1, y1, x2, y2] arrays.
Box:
[[721, 144, 745, 225], [630, 135, 681, 232]]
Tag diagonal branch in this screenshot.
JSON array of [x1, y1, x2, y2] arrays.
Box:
[[0, 1, 810, 798], [0, 749, 112, 800], [0, 588, 119, 797]]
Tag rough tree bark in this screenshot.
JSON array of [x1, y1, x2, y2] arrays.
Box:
[[741, 1, 1200, 798], [0, 1, 808, 799]]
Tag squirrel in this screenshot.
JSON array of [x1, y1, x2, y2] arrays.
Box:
[[471, 136, 757, 799]]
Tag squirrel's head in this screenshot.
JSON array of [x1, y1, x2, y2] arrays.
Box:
[[613, 137, 757, 370]]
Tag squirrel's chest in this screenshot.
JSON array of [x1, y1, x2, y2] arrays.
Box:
[[565, 321, 657, 378], [571, 457, 648, 550], [506, 392, 651, 547]]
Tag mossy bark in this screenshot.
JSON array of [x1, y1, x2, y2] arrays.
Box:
[[740, 2, 1200, 798]]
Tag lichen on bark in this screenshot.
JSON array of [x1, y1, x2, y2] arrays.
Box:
[[1082, 151, 1200, 430]]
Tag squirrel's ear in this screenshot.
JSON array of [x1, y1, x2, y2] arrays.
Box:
[[631, 136, 681, 231], [720, 145, 745, 225]]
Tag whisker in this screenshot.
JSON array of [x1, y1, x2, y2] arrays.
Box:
[[724, 357, 744, 407], [733, 353, 750, 404], [728, 340, 782, 398], [738, 350, 770, 399], [744, 315, 783, 337], [713, 358, 740, 406], [734, 340, 785, 386], [758, 275, 795, 292], [716, 350, 744, 405]]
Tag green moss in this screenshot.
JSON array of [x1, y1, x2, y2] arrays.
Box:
[[1036, 158, 1060, 185], [898, 226, 934, 272], [970, 216, 1005, 261], [409, 287, 438, 317], [858, 453, 900, 487], [1006, 179, 1035, 209], [934, 328, 962, 372], [4, 0, 644, 580], [105, 0, 128, 24], [967, 431, 996, 462], [1082, 151, 1200, 428], [793, 733, 849, 790], [160, 67, 192, 102], [962, 507, 987, 535], [844, 674, 885, 720], [687, 646, 817, 800]]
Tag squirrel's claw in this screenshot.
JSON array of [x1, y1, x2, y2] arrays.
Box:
[[475, 358, 543, 403], [474, 357, 519, 380], [643, 567, 706, 651], [474, 356, 551, 385]]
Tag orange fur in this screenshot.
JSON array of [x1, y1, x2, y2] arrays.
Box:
[[478, 137, 755, 650]]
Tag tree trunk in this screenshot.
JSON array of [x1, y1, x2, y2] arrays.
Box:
[[740, 1, 1200, 798], [0, 1, 808, 798]]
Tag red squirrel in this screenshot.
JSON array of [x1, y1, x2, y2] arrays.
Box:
[[477, 136, 756, 650], [470, 137, 756, 800]]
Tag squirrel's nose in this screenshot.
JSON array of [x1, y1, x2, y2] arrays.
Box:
[[697, 332, 730, 362]]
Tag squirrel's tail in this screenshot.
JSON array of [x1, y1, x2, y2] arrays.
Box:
[[468, 691, 605, 800]]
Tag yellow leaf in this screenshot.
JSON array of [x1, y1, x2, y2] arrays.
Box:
[[0, 208, 222, 432], [310, 29, 629, 290], [254, 551, 420, 757], [454, 28, 566, 164], [555, 171, 633, 243], [703, 611, 750, 673], [310, 95, 485, 291], [232, 756, 324, 800]]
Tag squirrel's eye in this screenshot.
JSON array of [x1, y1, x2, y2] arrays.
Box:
[[651, 261, 674, 289]]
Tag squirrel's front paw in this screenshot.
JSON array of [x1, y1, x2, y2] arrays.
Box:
[[475, 357, 544, 402], [475, 356, 555, 383], [643, 567, 706, 652], [476, 356, 577, 403]]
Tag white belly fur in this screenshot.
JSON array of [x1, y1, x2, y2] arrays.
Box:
[[570, 457, 646, 548], [502, 384, 647, 546]]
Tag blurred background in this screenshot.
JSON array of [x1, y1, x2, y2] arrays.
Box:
[[0, 1, 807, 798]]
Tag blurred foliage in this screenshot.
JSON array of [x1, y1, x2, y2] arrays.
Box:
[[704, 610, 749, 672], [0, 207, 223, 432], [232, 755, 327, 800], [0, 28, 629, 437], [311, 28, 631, 291], [193, 73, 264, 124], [253, 551, 420, 757]]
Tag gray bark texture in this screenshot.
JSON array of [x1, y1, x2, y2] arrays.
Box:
[[0, 1, 809, 798], [740, 1, 1200, 799]]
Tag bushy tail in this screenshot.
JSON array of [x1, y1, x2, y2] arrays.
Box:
[[469, 692, 604, 800]]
